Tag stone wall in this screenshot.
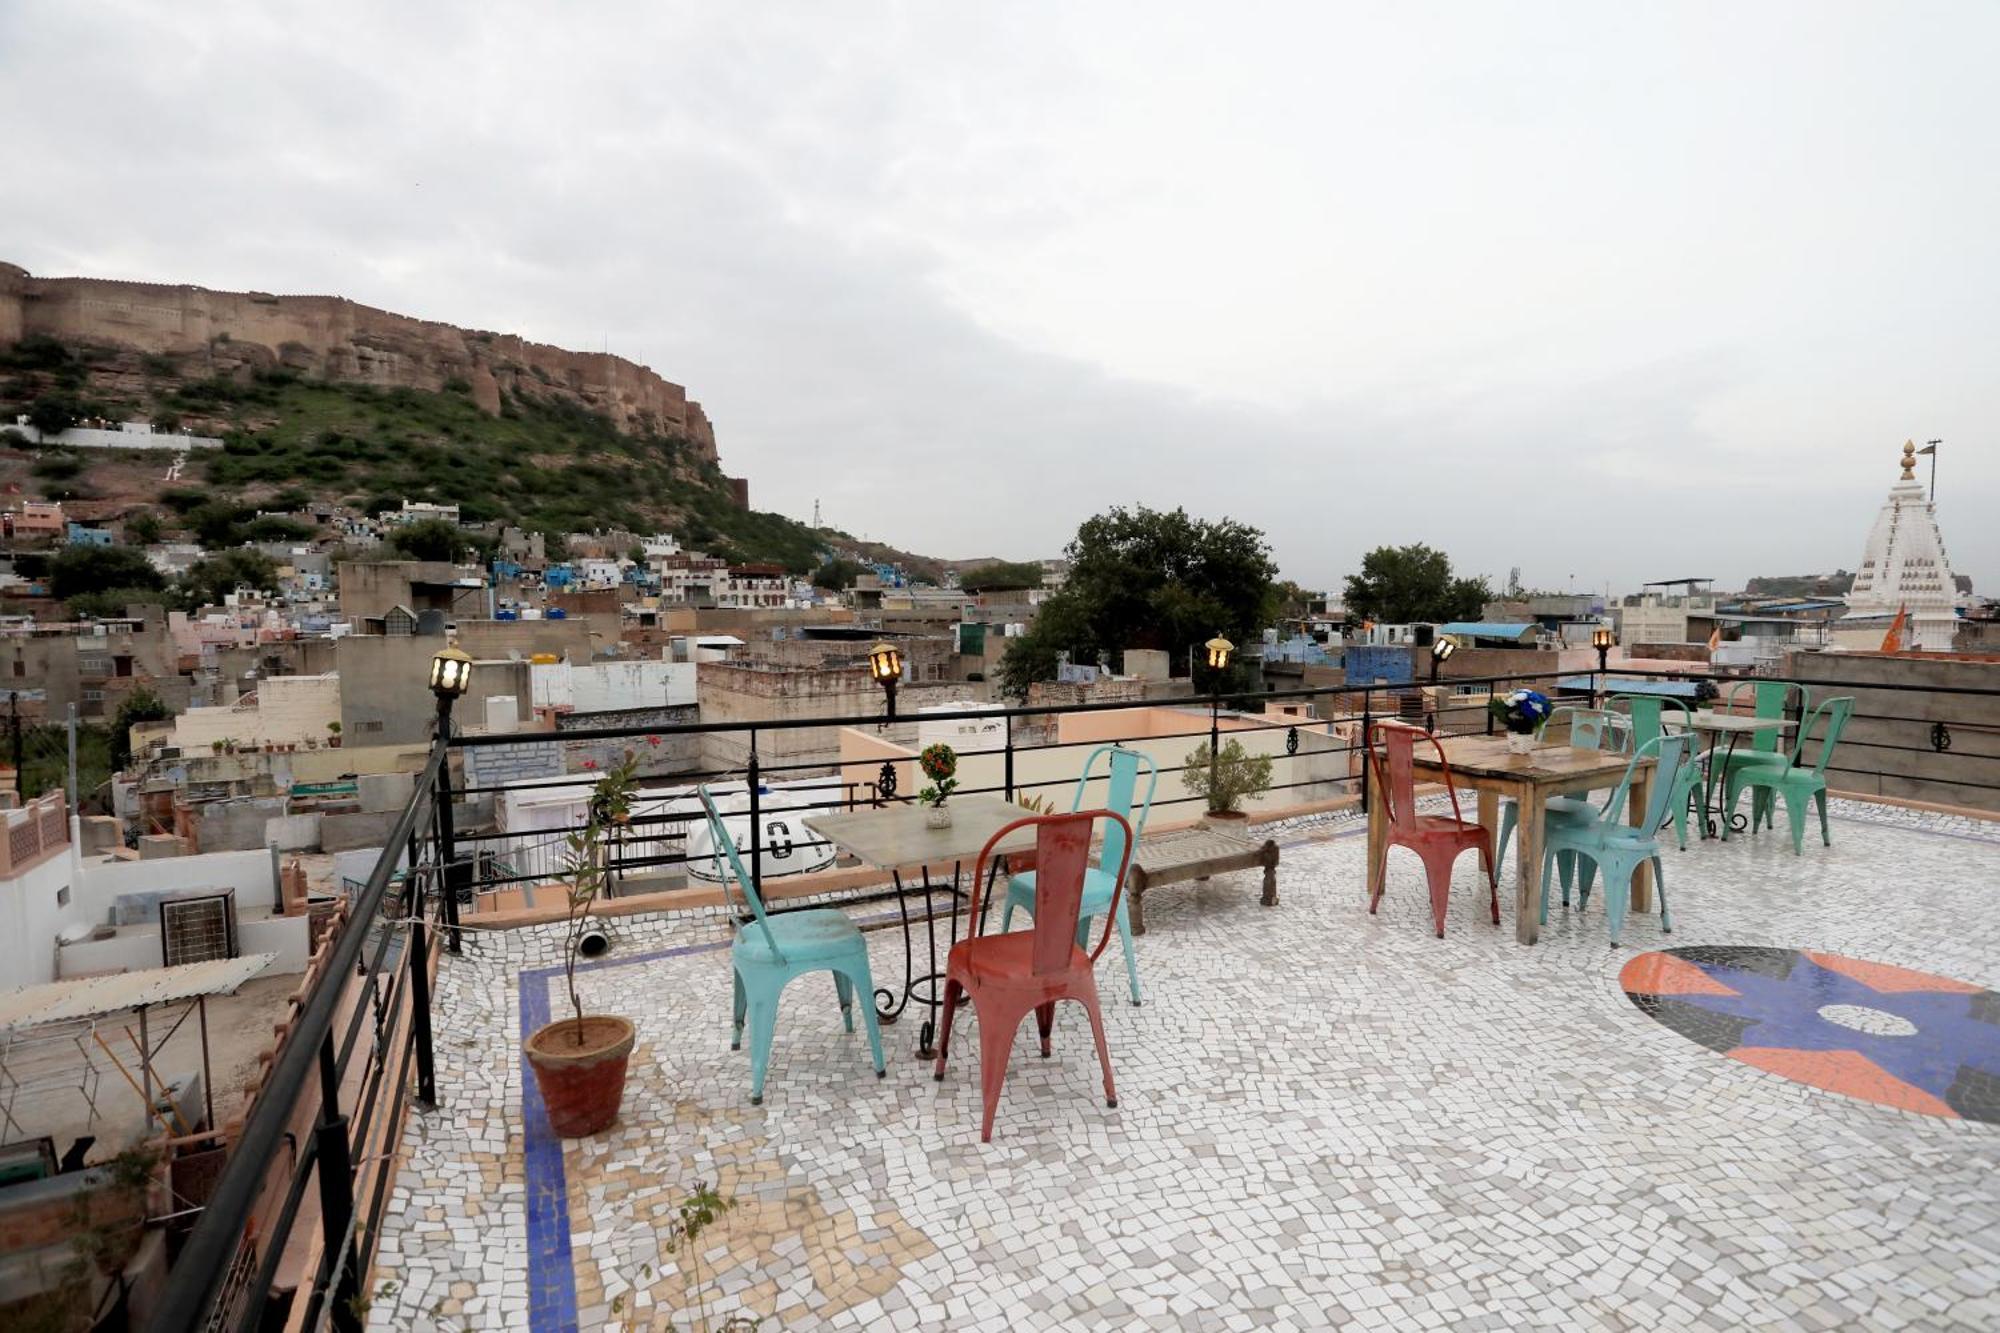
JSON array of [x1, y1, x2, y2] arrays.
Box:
[[556, 704, 700, 776], [0, 261, 717, 457], [462, 737, 563, 791]]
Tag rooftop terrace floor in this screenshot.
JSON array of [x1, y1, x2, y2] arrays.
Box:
[[372, 799, 2000, 1331]]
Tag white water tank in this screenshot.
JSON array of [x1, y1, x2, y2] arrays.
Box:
[[915, 702, 1006, 753]]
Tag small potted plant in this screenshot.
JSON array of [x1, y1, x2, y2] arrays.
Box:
[[326, 720, 343, 749], [1182, 737, 1273, 829], [524, 751, 639, 1136], [211, 739, 224, 755], [1489, 688, 1553, 754], [917, 742, 957, 829]]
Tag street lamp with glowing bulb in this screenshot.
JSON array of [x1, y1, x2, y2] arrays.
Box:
[[429, 643, 474, 735], [1203, 635, 1234, 801], [1427, 636, 1456, 730], [867, 641, 904, 722]]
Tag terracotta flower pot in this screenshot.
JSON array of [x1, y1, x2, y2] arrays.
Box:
[[524, 1014, 635, 1137], [1202, 809, 1250, 832]]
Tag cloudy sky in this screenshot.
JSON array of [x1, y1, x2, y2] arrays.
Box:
[[3, 2, 1995, 593]]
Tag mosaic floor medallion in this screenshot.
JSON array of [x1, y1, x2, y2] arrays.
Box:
[[1620, 946, 2000, 1122]]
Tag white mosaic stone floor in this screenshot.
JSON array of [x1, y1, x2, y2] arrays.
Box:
[[372, 800, 2000, 1331]]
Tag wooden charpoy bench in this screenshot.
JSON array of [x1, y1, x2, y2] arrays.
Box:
[[1126, 824, 1280, 935]]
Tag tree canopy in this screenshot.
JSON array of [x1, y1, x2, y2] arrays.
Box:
[[178, 550, 279, 609], [811, 557, 865, 591], [998, 506, 1277, 697], [111, 687, 175, 772], [1342, 543, 1490, 625], [385, 518, 468, 563], [49, 544, 165, 602], [958, 560, 1043, 593]]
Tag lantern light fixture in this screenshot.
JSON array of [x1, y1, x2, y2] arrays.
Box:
[[867, 641, 903, 722], [429, 643, 474, 699]]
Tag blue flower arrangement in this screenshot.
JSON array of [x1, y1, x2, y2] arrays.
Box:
[[1488, 688, 1552, 736]]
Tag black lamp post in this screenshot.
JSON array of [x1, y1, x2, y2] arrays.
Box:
[[1204, 634, 1234, 795], [1592, 626, 1616, 705], [1428, 636, 1455, 731], [867, 641, 903, 724], [428, 643, 473, 954]]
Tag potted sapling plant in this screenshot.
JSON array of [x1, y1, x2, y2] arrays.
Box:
[[523, 750, 639, 1136], [326, 720, 343, 748], [1182, 737, 1273, 830]]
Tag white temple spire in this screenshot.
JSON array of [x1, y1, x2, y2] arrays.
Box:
[[1842, 440, 1959, 651]]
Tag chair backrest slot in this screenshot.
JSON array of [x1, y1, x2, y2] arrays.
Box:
[[698, 785, 783, 961]]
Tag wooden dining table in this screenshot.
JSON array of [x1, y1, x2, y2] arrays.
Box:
[[1366, 734, 1655, 946]]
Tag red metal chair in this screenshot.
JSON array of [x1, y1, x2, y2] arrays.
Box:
[[934, 809, 1135, 1142], [1367, 721, 1498, 938]]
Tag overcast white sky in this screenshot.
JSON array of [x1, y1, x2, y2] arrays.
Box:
[[3, 1, 1995, 593]]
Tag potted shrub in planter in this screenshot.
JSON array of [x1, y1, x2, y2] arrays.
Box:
[[211, 739, 224, 755], [524, 752, 639, 1137], [1182, 737, 1273, 830], [327, 720, 342, 749], [917, 742, 958, 829]]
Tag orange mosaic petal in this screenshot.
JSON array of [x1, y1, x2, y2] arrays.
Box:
[[1803, 952, 1985, 995], [1619, 951, 1739, 997], [1728, 1046, 1959, 1118]]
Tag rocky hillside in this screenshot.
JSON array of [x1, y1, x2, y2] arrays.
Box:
[[0, 332, 828, 570]]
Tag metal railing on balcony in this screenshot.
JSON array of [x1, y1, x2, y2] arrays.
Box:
[[149, 661, 2000, 1330]]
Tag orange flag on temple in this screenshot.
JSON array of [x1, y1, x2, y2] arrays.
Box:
[[1880, 603, 1909, 653], [1706, 625, 1721, 653]]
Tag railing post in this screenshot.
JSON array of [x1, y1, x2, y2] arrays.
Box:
[[403, 851, 437, 1109], [432, 747, 463, 955], [1003, 713, 1015, 801], [746, 731, 762, 895], [314, 1032, 363, 1332], [1359, 691, 1371, 815]]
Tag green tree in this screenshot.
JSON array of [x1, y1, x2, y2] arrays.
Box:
[[123, 510, 164, 546], [178, 550, 279, 609], [68, 587, 170, 618], [958, 560, 1043, 593], [26, 395, 81, 435], [811, 557, 865, 591], [48, 544, 166, 602], [111, 687, 175, 773], [998, 505, 1277, 697], [1342, 543, 1491, 625], [385, 519, 466, 562]]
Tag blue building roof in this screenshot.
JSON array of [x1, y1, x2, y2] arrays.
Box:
[[1440, 622, 1538, 641], [1558, 675, 1702, 697]]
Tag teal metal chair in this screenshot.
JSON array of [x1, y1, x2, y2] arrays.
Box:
[[1721, 697, 1855, 853], [1000, 743, 1158, 1005], [1493, 706, 1630, 870], [1608, 694, 1704, 850], [1715, 680, 1809, 779], [1538, 733, 1692, 947], [698, 786, 886, 1104]]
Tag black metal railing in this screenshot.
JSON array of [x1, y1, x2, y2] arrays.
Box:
[[149, 657, 2000, 1329]]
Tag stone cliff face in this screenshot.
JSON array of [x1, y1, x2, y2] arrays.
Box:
[[0, 261, 717, 462]]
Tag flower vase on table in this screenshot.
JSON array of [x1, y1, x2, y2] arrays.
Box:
[[1489, 689, 1552, 757], [918, 742, 958, 830]]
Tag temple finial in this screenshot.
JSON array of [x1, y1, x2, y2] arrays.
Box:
[[1900, 439, 1916, 481]]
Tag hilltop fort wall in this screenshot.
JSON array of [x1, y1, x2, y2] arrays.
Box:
[[0, 261, 718, 463]]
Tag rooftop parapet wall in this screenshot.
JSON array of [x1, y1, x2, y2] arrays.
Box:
[[0, 262, 718, 460]]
